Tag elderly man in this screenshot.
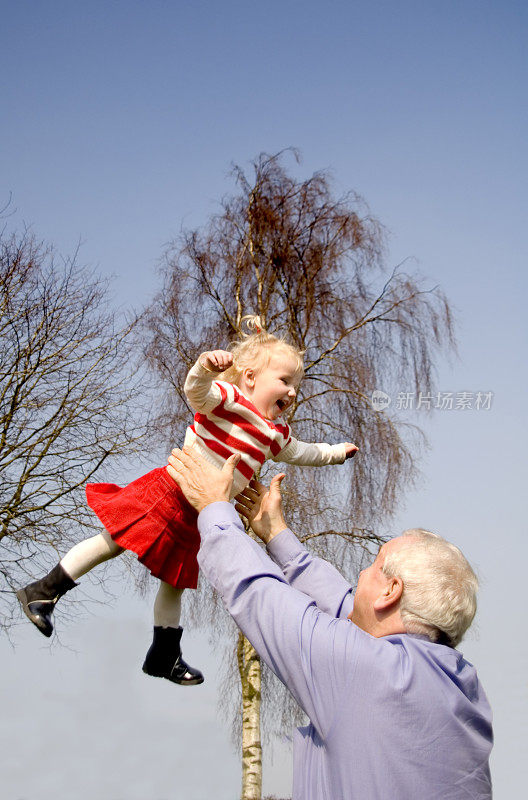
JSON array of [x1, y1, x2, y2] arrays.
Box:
[[168, 448, 493, 800]]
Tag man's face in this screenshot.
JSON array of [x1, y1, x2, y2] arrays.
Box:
[[348, 536, 407, 634]]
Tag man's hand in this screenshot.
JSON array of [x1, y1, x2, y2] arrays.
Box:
[[199, 350, 234, 373], [344, 442, 359, 459], [235, 474, 288, 544], [167, 447, 240, 512]]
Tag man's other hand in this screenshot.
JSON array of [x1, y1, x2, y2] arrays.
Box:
[[235, 474, 288, 544]]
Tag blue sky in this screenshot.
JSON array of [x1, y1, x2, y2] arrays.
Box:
[[1, 2, 527, 798]]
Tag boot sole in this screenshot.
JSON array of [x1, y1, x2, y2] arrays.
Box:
[[142, 665, 204, 686], [16, 589, 53, 637]]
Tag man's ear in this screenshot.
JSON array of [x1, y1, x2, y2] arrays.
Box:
[[373, 577, 403, 612]]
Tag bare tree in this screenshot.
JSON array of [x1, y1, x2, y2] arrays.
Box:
[[146, 151, 455, 799], [0, 229, 150, 628]]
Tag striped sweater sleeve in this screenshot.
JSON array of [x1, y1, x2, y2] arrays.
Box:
[[183, 360, 223, 412]]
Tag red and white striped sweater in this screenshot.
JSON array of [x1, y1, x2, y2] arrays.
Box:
[[183, 361, 347, 498]]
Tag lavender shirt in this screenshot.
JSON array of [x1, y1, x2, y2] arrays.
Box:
[[198, 503, 493, 800]]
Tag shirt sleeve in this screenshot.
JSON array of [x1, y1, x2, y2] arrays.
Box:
[[197, 502, 359, 738], [274, 435, 347, 466], [183, 360, 223, 413], [266, 529, 354, 619]]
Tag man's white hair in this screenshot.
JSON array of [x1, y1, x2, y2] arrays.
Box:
[[382, 529, 478, 648]]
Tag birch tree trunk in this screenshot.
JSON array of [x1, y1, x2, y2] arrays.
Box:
[[238, 631, 262, 799]]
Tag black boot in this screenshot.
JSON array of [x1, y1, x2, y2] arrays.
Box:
[[142, 626, 204, 686], [16, 563, 78, 638]]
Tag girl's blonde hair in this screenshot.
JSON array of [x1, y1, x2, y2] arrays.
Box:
[[219, 315, 304, 386]]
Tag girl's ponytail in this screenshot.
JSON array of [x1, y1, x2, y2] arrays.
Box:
[[240, 314, 263, 336]]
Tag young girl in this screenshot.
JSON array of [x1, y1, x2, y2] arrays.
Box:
[[17, 318, 357, 686]]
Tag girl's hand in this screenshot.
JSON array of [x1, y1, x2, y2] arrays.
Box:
[[344, 443, 359, 459], [235, 475, 288, 544], [199, 350, 233, 372]]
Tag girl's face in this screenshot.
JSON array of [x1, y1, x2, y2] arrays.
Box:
[[242, 349, 302, 420]]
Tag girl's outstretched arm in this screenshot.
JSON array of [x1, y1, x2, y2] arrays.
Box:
[[274, 436, 358, 467]]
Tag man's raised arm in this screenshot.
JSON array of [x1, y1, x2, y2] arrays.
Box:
[[235, 477, 354, 619], [166, 448, 358, 737]]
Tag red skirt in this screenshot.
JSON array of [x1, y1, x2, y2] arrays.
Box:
[[85, 467, 199, 589]]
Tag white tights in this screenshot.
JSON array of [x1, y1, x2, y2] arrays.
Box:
[[59, 532, 183, 628]]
